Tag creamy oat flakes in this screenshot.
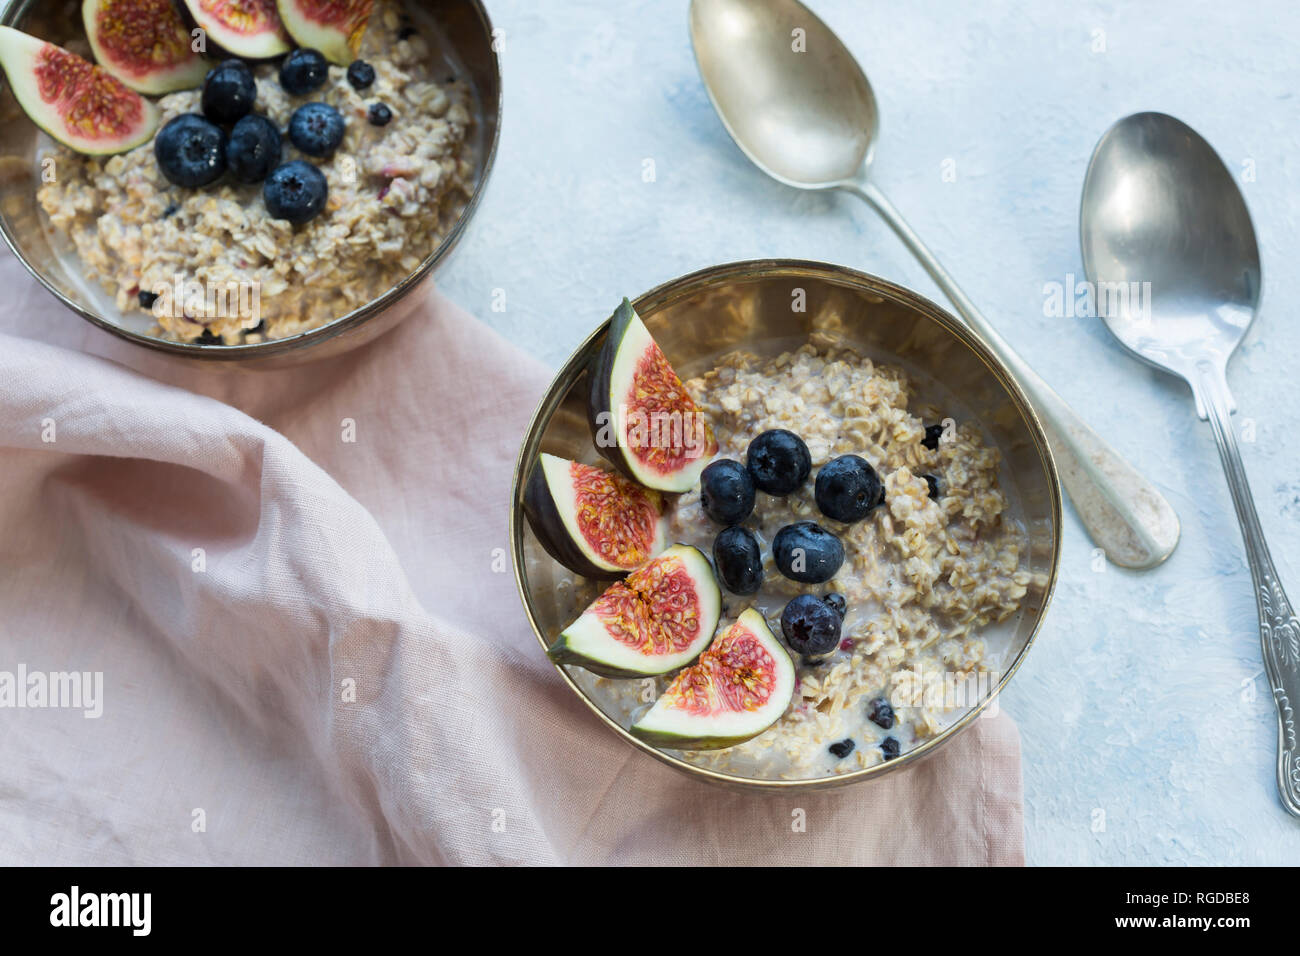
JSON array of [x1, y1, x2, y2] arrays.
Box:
[[580, 340, 1048, 779], [37, 0, 472, 344]]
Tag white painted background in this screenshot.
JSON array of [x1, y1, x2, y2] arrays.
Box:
[[439, 0, 1300, 863]]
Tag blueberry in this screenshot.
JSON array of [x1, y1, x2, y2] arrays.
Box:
[[880, 737, 900, 760], [279, 48, 329, 95], [347, 59, 376, 90], [700, 459, 755, 525], [368, 102, 392, 126], [289, 103, 345, 157], [201, 60, 256, 124], [922, 423, 945, 451], [226, 114, 281, 184], [772, 521, 844, 584], [828, 738, 855, 759], [922, 474, 940, 500], [815, 454, 884, 523], [746, 429, 811, 495], [780, 593, 842, 658], [263, 160, 328, 224], [712, 526, 763, 595], [823, 593, 846, 618], [154, 114, 226, 188], [867, 696, 895, 729], [138, 289, 157, 310]]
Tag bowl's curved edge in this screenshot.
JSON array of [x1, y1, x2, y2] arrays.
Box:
[[510, 258, 1062, 792]]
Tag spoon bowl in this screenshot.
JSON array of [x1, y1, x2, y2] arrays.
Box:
[[1081, 112, 1260, 407], [689, 0, 877, 188]]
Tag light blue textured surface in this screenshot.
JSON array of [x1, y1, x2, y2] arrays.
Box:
[[440, 0, 1300, 864]]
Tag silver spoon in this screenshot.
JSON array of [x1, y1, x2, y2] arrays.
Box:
[[689, 0, 1180, 570], [1081, 111, 1300, 817]]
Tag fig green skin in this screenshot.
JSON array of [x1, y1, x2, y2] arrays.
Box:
[[546, 638, 690, 680], [628, 724, 768, 751], [587, 297, 640, 482], [521, 459, 626, 581]]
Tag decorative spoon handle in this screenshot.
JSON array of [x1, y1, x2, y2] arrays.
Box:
[[840, 178, 1180, 570], [1194, 363, 1300, 817]]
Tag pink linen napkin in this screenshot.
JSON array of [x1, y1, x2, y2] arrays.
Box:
[[0, 248, 1025, 865]]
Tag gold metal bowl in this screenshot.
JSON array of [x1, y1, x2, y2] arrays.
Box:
[[510, 259, 1062, 791], [0, 0, 500, 366]]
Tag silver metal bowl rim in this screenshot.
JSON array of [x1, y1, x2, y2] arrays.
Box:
[[509, 258, 1063, 792], [0, 0, 502, 361]]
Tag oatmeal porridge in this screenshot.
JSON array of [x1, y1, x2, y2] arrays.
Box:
[[560, 336, 1049, 780], [34, 0, 473, 344]]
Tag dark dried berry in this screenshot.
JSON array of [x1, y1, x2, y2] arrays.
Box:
[[880, 737, 900, 760], [922, 423, 945, 451], [824, 593, 846, 618], [923, 474, 940, 500], [195, 329, 221, 345], [829, 739, 855, 759], [138, 289, 158, 310], [398, 25, 418, 40], [867, 697, 895, 729]]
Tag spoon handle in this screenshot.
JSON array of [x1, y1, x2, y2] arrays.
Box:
[[1194, 364, 1300, 817], [840, 179, 1180, 570]]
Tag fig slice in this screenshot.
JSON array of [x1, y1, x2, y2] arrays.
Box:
[[182, 0, 291, 59], [548, 545, 722, 678], [524, 453, 668, 580], [588, 298, 718, 493], [83, 0, 209, 94], [276, 0, 374, 65], [0, 26, 159, 155], [631, 608, 796, 750]]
